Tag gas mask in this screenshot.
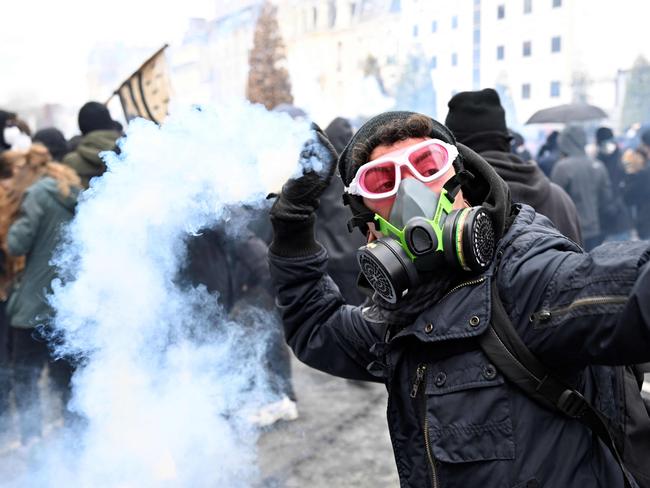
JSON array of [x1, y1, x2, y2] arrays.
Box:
[[357, 178, 495, 304]]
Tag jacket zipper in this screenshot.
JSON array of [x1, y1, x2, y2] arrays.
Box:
[[440, 277, 486, 303], [529, 295, 628, 323], [411, 364, 439, 488]]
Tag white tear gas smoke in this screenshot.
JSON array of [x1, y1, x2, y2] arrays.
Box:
[[13, 102, 312, 486]]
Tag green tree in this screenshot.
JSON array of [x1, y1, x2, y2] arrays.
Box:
[[621, 56, 650, 129], [246, 1, 294, 110]]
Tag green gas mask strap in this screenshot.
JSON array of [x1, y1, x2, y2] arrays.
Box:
[[373, 188, 457, 261], [374, 215, 415, 260]]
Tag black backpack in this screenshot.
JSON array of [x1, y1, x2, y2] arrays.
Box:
[[479, 278, 650, 488]]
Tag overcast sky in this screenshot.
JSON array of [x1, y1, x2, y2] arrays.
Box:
[[0, 0, 215, 107]]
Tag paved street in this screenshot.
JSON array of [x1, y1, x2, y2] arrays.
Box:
[[258, 358, 398, 488]]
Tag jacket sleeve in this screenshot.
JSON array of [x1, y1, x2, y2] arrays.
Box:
[[269, 247, 385, 382], [498, 224, 650, 370], [7, 188, 43, 256]]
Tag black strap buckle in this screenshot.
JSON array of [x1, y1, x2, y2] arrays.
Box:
[[557, 389, 587, 418]]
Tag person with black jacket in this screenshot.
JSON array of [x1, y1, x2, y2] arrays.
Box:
[[317, 117, 366, 306], [181, 226, 297, 426], [267, 113, 650, 488], [551, 125, 616, 250], [445, 89, 582, 244]]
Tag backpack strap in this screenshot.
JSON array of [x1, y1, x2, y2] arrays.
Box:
[[479, 278, 637, 488]]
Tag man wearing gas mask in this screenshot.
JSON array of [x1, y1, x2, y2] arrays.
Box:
[[268, 112, 650, 488]]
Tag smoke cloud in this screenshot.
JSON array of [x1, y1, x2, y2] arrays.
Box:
[[7, 102, 311, 487]]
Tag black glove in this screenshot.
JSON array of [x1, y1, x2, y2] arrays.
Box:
[[269, 123, 338, 257], [270, 123, 338, 221]]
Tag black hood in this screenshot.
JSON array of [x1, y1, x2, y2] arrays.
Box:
[[324, 117, 353, 154], [480, 150, 550, 210], [456, 143, 513, 242]]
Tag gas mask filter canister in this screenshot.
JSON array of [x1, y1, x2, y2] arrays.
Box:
[[357, 178, 495, 303]]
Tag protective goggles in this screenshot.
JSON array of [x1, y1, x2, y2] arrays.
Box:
[[345, 139, 458, 200]]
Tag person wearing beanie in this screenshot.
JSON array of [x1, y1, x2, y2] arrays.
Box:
[[315, 117, 366, 306], [550, 125, 616, 249], [267, 111, 650, 488], [594, 127, 635, 241], [62, 101, 121, 188], [445, 88, 582, 244], [33, 127, 68, 162]]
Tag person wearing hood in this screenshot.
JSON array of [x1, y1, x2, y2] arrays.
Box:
[[445, 89, 582, 244], [63, 101, 120, 188], [595, 127, 635, 241], [267, 111, 650, 488], [5, 145, 82, 443], [551, 125, 616, 250], [536, 130, 561, 177], [316, 117, 366, 306]]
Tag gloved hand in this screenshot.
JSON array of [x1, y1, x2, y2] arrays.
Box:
[[269, 123, 338, 222], [269, 123, 338, 257]]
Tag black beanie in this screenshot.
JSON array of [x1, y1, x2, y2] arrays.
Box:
[[338, 111, 460, 187], [33, 127, 68, 161], [445, 88, 510, 152], [78, 102, 115, 135], [595, 127, 614, 144]]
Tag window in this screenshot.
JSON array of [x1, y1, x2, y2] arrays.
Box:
[[497, 4, 505, 19], [497, 45, 505, 60], [350, 2, 357, 18], [451, 15, 458, 29], [551, 36, 561, 52], [413, 24, 419, 37], [451, 52, 458, 66], [553, 0, 562, 7], [523, 41, 532, 57], [431, 20, 437, 32], [522, 83, 531, 99], [430, 56, 437, 69], [550, 81, 561, 97], [313, 7, 318, 27], [524, 0, 532, 14], [473, 29, 480, 43]]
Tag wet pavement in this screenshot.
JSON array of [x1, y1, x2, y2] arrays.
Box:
[[258, 358, 398, 488]]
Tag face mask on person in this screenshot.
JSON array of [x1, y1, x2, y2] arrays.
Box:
[[600, 141, 617, 155], [355, 172, 496, 304]]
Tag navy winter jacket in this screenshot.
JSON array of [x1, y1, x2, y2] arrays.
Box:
[[269, 205, 650, 488]]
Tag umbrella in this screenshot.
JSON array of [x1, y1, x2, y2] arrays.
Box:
[[525, 103, 608, 124]]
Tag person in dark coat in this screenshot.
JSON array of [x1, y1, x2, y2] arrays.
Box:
[[181, 227, 297, 426], [33, 128, 68, 162], [317, 117, 366, 306], [62, 102, 120, 189], [5, 154, 81, 443], [267, 112, 650, 488], [445, 89, 582, 244], [551, 125, 616, 250], [622, 128, 650, 239], [595, 126, 635, 241], [536, 130, 560, 177], [508, 129, 532, 162]]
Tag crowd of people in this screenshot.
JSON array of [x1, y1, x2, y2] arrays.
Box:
[[1, 88, 650, 486]]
